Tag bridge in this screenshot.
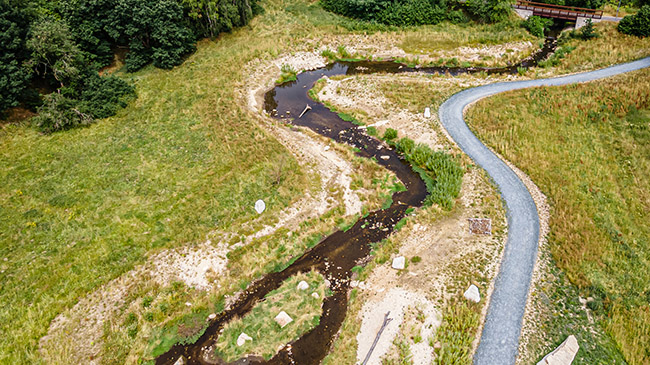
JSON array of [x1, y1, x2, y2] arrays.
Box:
[[514, 0, 604, 28]]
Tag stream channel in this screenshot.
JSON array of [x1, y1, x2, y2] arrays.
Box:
[[157, 25, 562, 365]]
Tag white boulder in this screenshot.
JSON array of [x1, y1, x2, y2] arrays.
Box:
[[254, 200, 266, 214], [236, 332, 253, 347], [424, 107, 431, 118], [274, 311, 293, 328], [297, 280, 309, 291], [537, 335, 579, 365], [463, 284, 481, 303], [392, 256, 406, 270]]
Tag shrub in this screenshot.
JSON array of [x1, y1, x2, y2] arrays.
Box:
[[79, 73, 135, 119], [33, 93, 93, 133], [447, 10, 469, 24], [618, 5, 650, 37], [383, 128, 398, 140], [522, 15, 553, 37], [580, 19, 598, 39]]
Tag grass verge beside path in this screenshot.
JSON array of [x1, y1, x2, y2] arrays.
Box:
[[535, 22, 650, 75], [466, 68, 650, 364]]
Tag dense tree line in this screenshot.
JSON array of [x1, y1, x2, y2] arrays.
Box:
[[320, 0, 513, 26], [0, 0, 261, 131]]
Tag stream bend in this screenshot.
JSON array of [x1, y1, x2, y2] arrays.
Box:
[[438, 56, 650, 365]]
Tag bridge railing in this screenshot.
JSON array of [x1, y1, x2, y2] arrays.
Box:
[[514, 0, 604, 19]]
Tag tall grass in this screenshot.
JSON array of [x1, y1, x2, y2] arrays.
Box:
[[466, 69, 650, 364], [433, 298, 480, 364], [536, 22, 650, 74], [400, 20, 534, 53]]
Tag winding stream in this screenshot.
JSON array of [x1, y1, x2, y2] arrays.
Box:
[[157, 30, 562, 365]]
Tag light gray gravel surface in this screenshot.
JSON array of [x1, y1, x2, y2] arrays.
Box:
[[438, 57, 650, 365]]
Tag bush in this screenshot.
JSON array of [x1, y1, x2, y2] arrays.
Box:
[[618, 5, 650, 37], [522, 15, 553, 37], [447, 10, 469, 24], [383, 128, 398, 140], [79, 73, 135, 119], [33, 93, 93, 133], [580, 18, 598, 39]]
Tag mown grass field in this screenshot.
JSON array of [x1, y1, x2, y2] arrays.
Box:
[[466, 69, 650, 364]]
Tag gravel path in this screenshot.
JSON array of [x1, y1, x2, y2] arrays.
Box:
[[438, 57, 650, 365]]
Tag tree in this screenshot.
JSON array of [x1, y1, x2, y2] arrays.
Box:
[[465, 0, 514, 23], [618, 5, 650, 37], [0, 0, 32, 114], [26, 18, 85, 88], [580, 18, 597, 39]]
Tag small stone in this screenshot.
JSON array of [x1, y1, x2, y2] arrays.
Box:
[[297, 280, 309, 291], [380, 155, 390, 160], [208, 313, 216, 320], [185, 302, 192, 307], [350, 280, 358, 288], [424, 107, 431, 118], [274, 311, 293, 328], [236, 332, 253, 347], [311, 292, 320, 299], [173, 355, 186, 365], [537, 335, 579, 365], [391, 256, 406, 270], [463, 285, 480, 303], [254, 200, 266, 214], [324, 279, 331, 288], [324, 145, 330, 151]]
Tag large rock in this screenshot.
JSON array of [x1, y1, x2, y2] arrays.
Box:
[[274, 311, 293, 328], [254, 200, 266, 214], [537, 335, 579, 365], [392, 256, 406, 270], [236, 332, 253, 347], [297, 280, 309, 291], [463, 284, 481, 303]]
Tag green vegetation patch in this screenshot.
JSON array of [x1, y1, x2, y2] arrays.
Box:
[[215, 270, 326, 361], [466, 68, 650, 364], [433, 298, 480, 364]]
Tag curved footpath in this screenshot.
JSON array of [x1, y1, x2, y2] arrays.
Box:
[[438, 57, 650, 365]]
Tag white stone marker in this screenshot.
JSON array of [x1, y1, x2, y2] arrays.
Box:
[[392, 256, 406, 270], [274, 311, 293, 328], [463, 284, 481, 303]]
